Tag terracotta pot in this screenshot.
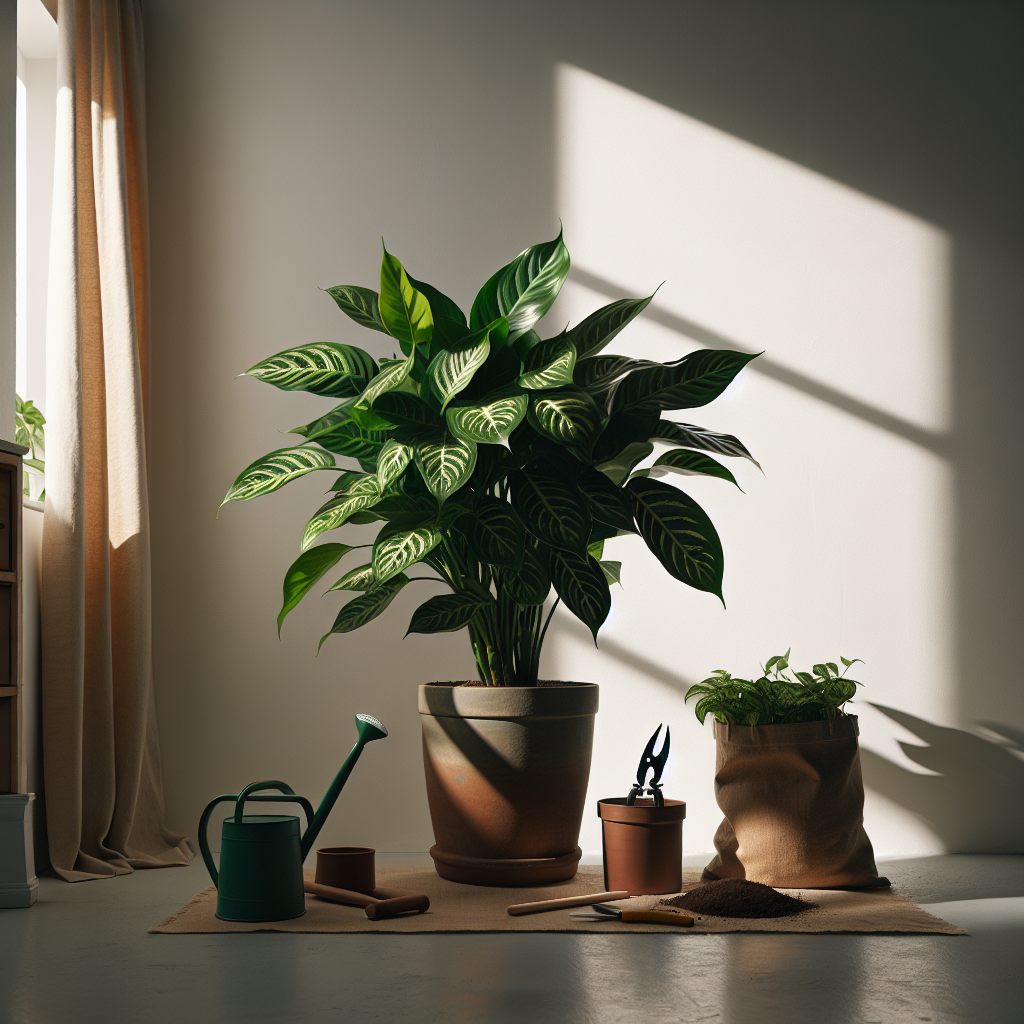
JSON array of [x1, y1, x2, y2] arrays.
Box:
[[419, 682, 599, 886], [598, 798, 686, 895]]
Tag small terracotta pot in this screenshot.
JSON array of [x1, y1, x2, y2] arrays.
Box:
[[314, 846, 375, 894], [420, 682, 598, 887], [598, 797, 686, 895]]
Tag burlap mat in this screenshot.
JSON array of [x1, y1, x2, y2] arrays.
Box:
[[150, 867, 966, 935]]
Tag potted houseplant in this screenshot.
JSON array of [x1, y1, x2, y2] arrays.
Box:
[[686, 652, 888, 888], [223, 230, 758, 885]]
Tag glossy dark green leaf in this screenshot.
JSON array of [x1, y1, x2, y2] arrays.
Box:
[[221, 445, 336, 507], [445, 390, 528, 445], [292, 399, 358, 441], [379, 246, 433, 351], [651, 420, 761, 469], [600, 560, 622, 586], [318, 575, 409, 648], [407, 592, 488, 635], [511, 329, 542, 359], [610, 349, 760, 414], [458, 495, 526, 568], [469, 229, 570, 341], [328, 470, 368, 492], [371, 391, 444, 439], [590, 406, 659, 464], [277, 543, 354, 635], [243, 343, 377, 397], [499, 544, 551, 605], [596, 442, 654, 487], [518, 332, 576, 390], [372, 517, 443, 582], [548, 548, 611, 640], [301, 474, 381, 549], [575, 355, 658, 405], [414, 434, 477, 503], [577, 465, 636, 532], [566, 292, 658, 359], [323, 285, 389, 334], [527, 389, 604, 452], [649, 448, 741, 488], [325, 562, 376, 592], [406, 274, 466, 327], [627, 477, 724, 600], [510, 471, 591, 552]]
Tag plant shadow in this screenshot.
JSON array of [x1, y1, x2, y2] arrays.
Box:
[[861, 704, 1024, 854]]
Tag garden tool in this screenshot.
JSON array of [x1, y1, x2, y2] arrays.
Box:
[[626, 723, 670, 807], [569, 902, 694, 926], [198, 713, 388, 922]]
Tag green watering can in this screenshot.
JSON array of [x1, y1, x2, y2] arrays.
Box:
[[198, 713, 388, 922]]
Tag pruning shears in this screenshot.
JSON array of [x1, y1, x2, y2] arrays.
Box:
[[626, 724, 670, 807]]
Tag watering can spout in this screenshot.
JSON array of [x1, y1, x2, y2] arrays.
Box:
[[299, 713, 389, 859]]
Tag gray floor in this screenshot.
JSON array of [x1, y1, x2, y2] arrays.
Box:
[[0, 854, 1021, 1024]]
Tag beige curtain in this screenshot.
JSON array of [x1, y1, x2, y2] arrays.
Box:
[[41, 0, 190, 881]]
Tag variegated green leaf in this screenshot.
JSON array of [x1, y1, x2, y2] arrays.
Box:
[[426, 325, 492, 410], [566, 292, 657, 360], [407, 592, 488, 635], [610, 349, 760, 414], [221, 446, 336, 507], [651, 420, 760, 469], [376, 439, 412, 489], [243, 343, 377, 398], [328, 470, 368, 492], [649, 448, 742, 489], [292, 399, 358, 440], [627, 477, 724, 600], [596, 442, 654, 487], [499, 545, 550, 605], [372, 391, 444, 437], [518, 332, 576, 390], [575, 354, 657, 404], [372, 519, 443, 582], [323, 285, 389, 334], [548, 547, 611, 640], [301, 475, 381, 550], [278, 543, 356, 635], [600, 560, 622, 586], [358, 357, 412, 408], [318, 575, 409, 648], [457, 495, 525, 568], [510, 472, 590, 552], [578, 465, 636, 532], [469, 229, 570, 341], [414, 435, 477, 503], [308, 421, 387, 466], [325, 562, 376, 593], [379, 247, 433, 351], [527, 389, 604, 451], [445, 390, 528, 445]]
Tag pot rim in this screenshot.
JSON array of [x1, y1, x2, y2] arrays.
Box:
[[418, 681, 599, 720]]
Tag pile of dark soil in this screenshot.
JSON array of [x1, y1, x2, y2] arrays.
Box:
[[659, 879, 816, 919]]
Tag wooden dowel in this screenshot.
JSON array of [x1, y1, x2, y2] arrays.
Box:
[[303, 879, 430, 918], [507, 891, 631, 916]]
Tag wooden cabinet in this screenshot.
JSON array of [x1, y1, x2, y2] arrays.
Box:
[[0, 440, 26, 795]]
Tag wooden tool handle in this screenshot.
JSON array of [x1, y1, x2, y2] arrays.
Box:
[[304, 880, 374, 907], [620, 910, 694, 926], [507, 891, 631, 916], [364, 894, 430, 919]]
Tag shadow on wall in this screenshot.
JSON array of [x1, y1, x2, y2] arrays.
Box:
[[861, 704, 1024, 854]]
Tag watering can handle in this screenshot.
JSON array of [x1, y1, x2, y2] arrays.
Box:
[[197, 782, 316, 888]]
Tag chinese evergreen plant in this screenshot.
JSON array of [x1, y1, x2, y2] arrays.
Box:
[[223, 231, 759, 685], [686, 651, 863, 726]]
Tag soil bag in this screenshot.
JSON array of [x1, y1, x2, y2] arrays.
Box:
[[703, 716, 888, 888]]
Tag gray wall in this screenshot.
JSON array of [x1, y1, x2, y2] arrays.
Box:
[[144, 1, 1023, 855]]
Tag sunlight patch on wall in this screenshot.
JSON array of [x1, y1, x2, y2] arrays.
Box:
[[551, 64, 954, 855]]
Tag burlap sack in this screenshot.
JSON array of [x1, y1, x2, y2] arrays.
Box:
[[702, 716, 888, 888]]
